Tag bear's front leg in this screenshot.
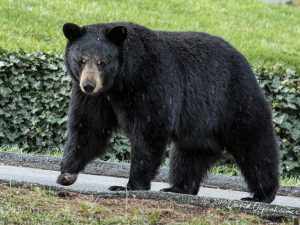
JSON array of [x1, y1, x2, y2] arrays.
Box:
[[109, 137, 167, 191], [57, 121, 111, 186], [57, 89, 117, 186]]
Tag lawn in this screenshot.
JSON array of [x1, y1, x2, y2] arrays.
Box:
[[0, 183, 291, 225], [0, 0, 300, 71]]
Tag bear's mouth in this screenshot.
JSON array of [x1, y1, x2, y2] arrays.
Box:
[[80, 80, 103, 95], [79, 64, 103, 95]]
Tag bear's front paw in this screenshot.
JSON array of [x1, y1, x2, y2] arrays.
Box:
[[57, 173, 78, 186], [160, 185, 198, 195], [240, 196, 274, 203], [108, 186, 128, 191], [241, 197, 257, 201], [160, 186, 185, 194]]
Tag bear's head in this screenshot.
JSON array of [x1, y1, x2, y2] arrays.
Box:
[[63, 23, 127, 95]]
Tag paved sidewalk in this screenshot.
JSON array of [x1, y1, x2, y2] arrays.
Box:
[[0, 165, 299, 208], [1, 152, 299, 197]]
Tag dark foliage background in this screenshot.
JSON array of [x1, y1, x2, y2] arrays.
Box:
[[0, 52, 299, 175]]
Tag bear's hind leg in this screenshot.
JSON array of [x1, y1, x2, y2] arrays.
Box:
[[161, 147, 219, 195], [237, 150, 279, 203], [227, 128, 279, 203]]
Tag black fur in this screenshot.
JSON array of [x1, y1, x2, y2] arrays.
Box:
[[63, 23, 85, 41], [106, 26, 127, 45], [58, 22, 279, 203]]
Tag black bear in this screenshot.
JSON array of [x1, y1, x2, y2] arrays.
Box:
[[57, 22, 279, 203]]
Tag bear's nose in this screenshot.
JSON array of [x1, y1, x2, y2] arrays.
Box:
[[83, 82, 96, 93]]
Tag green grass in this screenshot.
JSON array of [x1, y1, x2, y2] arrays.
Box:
[[210, 164, 300, 186], [0, 145, 62, 157], [0, 184, 291, 225], [0, 0, 300, 71], [280, 175, 300, 186]]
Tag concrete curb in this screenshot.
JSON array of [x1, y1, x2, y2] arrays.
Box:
[[0, 178, 299, 219], [0, 152, 299, 197]]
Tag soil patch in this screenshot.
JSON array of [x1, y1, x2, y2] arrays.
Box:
[[0, 183, 292, 225]]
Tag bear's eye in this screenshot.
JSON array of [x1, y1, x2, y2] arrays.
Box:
[[98, 61, 106, 68], [78, 59, 86, 65]]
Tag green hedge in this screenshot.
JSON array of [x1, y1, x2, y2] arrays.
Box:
[[0, 51, 69, 151], [0, 52, 299, 175], [256, 65, 300, 175]]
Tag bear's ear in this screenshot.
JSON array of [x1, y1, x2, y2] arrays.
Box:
[[106, 26, 127, 45], [63, 23, 85, 41]]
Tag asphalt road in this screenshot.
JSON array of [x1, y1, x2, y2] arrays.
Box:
[[0, 165, 299, 208]]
